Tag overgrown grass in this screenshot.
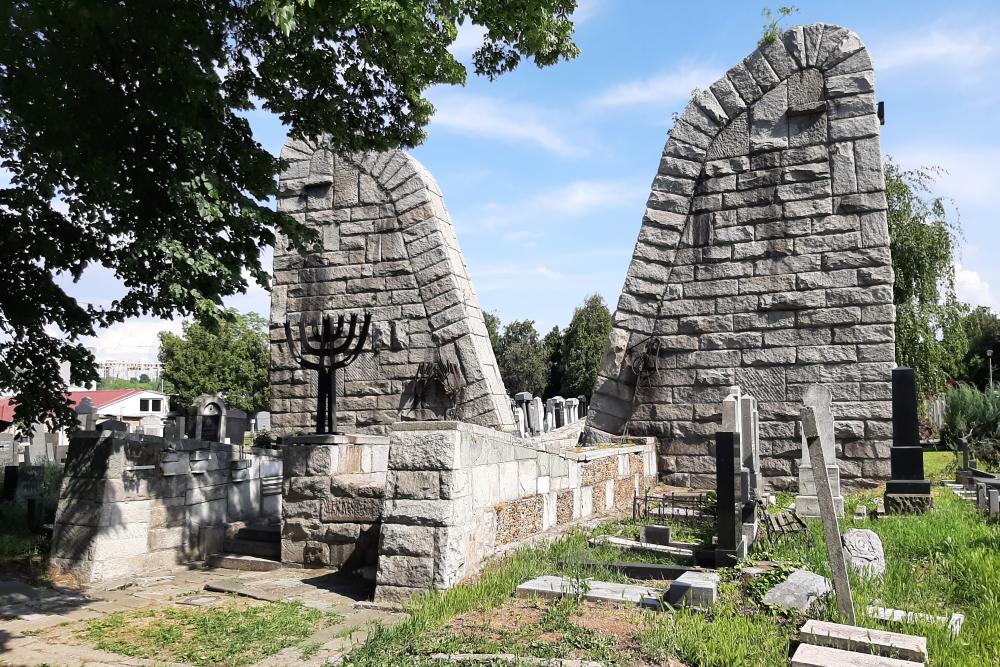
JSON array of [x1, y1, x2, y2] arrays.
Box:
[[78, 598, 342, 666], [344, 485, 1000, 667]]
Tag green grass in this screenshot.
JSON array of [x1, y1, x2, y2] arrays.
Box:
[[342, 486, 1000, 667], [78, 598, 342, 666], [925, 450, 959, 482]]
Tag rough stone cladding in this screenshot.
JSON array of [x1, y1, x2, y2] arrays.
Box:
[[271, 141, 514, 435], [588, 24, 894, 491]]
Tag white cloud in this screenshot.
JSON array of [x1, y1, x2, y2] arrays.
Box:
[[872, 25, 999, 72], [448, 22, 488, 60], [888, 146, 1000, 208], [591, 64, 720, 108], [429, 90, 581, 156], [475, 178, 646, 230], [956, 264, 999, 311]]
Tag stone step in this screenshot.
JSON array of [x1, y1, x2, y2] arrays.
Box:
[[208, 553, 282, 572], [232, 525, 280, 543], [790, 643, 924, 667], [799, 619, 927, 663], [224, 537, 280, 559]]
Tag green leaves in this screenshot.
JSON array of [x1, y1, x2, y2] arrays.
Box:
[[0, 0, 577, 428], [158, 309, 270, 414], [886, 158, 968, 399]]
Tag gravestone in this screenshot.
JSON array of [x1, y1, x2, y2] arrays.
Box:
[[714, 430, 746, 565], [271, 145, 513, 436], [884, 367, 932, 513], [716, 386, 761, 561], [576, 395, 587, 419], [528, 397, 543, 435], [75, 397, 96, 430], [586, 23, 894, 490], [795, 386, 844, 518], [193, 393, 227, 442], [802, 401, 855, 623], [565, 398, 579, 424], [0, 434, 15, 466], [842, 528, 885, 579], [27, 428, 48, 464]]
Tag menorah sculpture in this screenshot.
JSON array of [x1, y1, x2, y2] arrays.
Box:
[[285, 312, 372, 434]]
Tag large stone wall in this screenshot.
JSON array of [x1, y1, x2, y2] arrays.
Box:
[[50, 431, 281, 583], [374, 421, 656, 602], [588, 24, 894, 490], [271, 143, 513, 436]]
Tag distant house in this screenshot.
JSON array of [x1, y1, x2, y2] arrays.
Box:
[[0, 388, 170, 433]]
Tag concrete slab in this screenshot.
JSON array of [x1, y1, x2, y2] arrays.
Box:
[[665, 570, 720, 609], [516, 575, 663, 609], [589, 535, 694, 558], [790, 642, 923, 667], [866, 605, 964, 637], [762, 569, 832, 613], [799, 619, 927, 663]]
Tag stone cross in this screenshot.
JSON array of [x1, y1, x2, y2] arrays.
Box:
[[802, 404, 856, 624]]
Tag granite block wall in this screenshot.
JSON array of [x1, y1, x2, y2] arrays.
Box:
[[373, 421, 657, 603], [50, 431, 281, 583], [588, 24, 894, 491], [271, 144, 514, 436]]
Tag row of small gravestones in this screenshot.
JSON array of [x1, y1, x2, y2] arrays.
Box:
[[511, 392, 587, 437]]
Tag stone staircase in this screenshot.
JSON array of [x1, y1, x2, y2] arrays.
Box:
[[208, 523, 281, 571]]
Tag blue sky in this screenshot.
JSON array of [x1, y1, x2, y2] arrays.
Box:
[[71, 0, 1000, 361]]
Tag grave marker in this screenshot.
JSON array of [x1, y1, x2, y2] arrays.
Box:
[[802, 404, 855, 624]]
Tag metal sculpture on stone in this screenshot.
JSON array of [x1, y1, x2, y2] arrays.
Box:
[[285, 312, 372, 434]]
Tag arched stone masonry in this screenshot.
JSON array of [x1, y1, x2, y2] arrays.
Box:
[[588, 24, 894, 490], [271, 143, 514, 435]]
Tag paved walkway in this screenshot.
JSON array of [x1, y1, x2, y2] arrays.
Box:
[[1, 566, 403, 666]]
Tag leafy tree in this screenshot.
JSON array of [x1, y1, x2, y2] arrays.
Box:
[[542, 326, 564, 398], [495, 320, 549, 397], [138, 373, 151, 384], [886, 158, 968, 398], [158, 310, 269, 414], [0, 1, 579, 430], [483, 311, 502, 358], [559, 294, 612, 399], [958, 307, 1000, 389]]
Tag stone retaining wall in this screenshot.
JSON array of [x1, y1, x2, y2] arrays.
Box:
[[50, 431, 281, 583], [271, 144, 513, 436], [588, 23, 894, 491], [373, 421, 657, 602]]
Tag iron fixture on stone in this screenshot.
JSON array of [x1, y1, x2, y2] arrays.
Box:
[[284, 312, 372, 434], [413, 360, 462, 415], [626, 337, 662, 389]]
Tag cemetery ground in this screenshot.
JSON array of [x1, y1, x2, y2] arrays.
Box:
[[1, 451, 997, 666]]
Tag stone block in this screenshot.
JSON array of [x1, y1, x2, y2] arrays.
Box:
[[665, 570, 720, 609], [321, 497, 383, 522], [391, 470, 439, 499], [377, 554, 434, 588], [389, 431, 462, 470]]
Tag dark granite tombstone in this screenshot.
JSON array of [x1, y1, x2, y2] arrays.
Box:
[[576, 395, 587, 419], [96, 419, 129, 432], [884, 367, 932, 513], [714, 431, 746, 566]]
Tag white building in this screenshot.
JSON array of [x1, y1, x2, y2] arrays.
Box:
[[96, 359, 164, 382]]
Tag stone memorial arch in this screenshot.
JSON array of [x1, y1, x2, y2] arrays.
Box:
[[588, 24, 895, 490], [270, 142, 514, 435]]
